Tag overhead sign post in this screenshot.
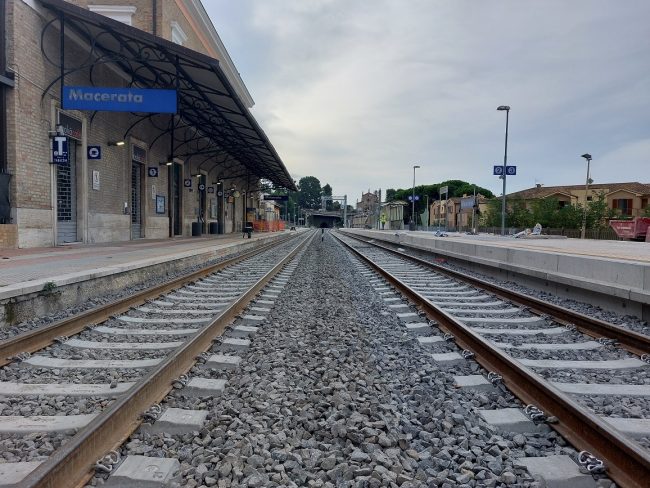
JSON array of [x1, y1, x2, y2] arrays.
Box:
[[62, 86, 177, 113]]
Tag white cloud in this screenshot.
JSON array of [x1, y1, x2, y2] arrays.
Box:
[[209, 0, 650, 197]]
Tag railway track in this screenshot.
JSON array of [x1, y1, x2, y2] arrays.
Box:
[[0, 230, 313, 488], [333, 231, 650, 488]]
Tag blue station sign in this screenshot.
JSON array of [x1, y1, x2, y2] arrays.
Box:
[[62, 86, 177, 113]]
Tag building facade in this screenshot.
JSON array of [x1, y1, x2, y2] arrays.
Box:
[[0, 0, 293, 248], [506, 182, 650, 218]]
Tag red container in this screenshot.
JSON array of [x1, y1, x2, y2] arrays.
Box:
[[609, 217, 650, 240]]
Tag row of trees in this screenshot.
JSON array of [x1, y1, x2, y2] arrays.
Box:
[[481, 193, 618, 230], [268, 176, 336, 220], [386, 180, 495, 223]]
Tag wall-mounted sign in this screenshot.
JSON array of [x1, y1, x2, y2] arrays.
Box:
[[132, 145, 147, 163], [92, 170, 100, 190], [52, 136, 69, 165], [207, 187, 214, 194], [184, 178, 192, 188], [151, 185, 156, 200], [263, 195, 289, 201], [58, 113, 82, 140], [87, 145, 101, 160], [156, 195, 166, 214], [62, 86, 177, 113], [148, 167, 159, 177], [217, 190, 223, 197], [198, 183, 206, 191]]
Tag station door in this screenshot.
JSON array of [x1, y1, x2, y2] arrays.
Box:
[[131, 162, 143, 238], [56, 140, 77, 243]]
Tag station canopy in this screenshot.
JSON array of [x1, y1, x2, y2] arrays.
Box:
[[40, 0, 295, 190]]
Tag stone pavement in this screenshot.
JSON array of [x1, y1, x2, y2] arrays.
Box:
[[0, 233, 284, 288]]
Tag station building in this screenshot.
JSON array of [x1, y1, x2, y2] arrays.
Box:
[[0, 0, 294, 248]]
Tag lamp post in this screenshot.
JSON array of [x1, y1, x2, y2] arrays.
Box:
[[580, 153, 592, 239], [497, 105, 510, 236], [410, 164, 420, 230]]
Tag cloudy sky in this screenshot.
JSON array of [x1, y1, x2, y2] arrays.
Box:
[[207, 1, 650, 200]]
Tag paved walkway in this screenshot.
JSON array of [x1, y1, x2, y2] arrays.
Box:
[[0, 233, 284, 287], [406, 231, 650, 264]]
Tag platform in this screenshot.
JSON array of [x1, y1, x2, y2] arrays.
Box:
[[341, 229, 650, 320], [0, 231, 294, 327]]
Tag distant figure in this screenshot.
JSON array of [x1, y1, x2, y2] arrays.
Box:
[[532, 223, 542, 235]]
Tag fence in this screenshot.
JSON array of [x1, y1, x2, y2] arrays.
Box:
[[477, 226, 619, 240], [252, 220, 285, 232]]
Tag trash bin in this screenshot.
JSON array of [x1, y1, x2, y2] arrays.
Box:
[[209, 222, 219, 234], [191, 222, 202, 236], [244, 222, 253, 239]]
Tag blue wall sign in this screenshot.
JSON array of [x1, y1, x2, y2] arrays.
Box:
[[148, 167, 159, 178], [52, 136, 69, 165], [62, 86, 177, 113], [87, 145, 101, 160]]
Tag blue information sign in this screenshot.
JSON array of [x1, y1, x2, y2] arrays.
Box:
[[62, 86, 177, 113], [87, 145, 101, 160], [52, 136, 69, 165], [506, 165, 517, 175], [493, 165, 504, 176]]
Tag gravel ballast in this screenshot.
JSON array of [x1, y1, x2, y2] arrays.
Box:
[[89, 231, 611, 488]]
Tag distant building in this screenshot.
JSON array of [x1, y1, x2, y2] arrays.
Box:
[[352, 190, 380, 228], [379, 201, 406, 230], [507, 182, 650, 217], [430, 195, 489, 230]]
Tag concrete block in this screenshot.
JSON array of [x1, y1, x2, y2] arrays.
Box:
[[417, 336, 445, 346], [552, 382, 650, 397], [184, 378, 227, 397], [140, 408, 208, 435], [431, 352, 465, 366], [0, 461, 43, 487], [0, 381, 134, 397], [388, 304, 411, 312], [95, 326, 198, 336], [404, 322, 430, 334], [105, 456, 180, 487], [230, 325, 258, 337], [453, 375, 493, 392], [478, 408, 550, 434], [397, 312, 419, 323], [24, 356, 162, 369], [0, 414, 97, 434], [514, 455, 595, 488], [221, 337, 250, 350], [603, 417, 650, 439], [204, 354, 241, 370], [241, 314, 265, 326], [519, 358, 646, 370]]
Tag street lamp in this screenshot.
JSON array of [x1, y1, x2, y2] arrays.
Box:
[[497, 105, 510, 236], [580, 153, 592, 239], [410, 164, 420, 230]]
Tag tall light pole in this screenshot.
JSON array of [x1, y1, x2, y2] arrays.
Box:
[[497, 105, 510, 236], [410, 164, 420, 230], [580, 153, 592, 239]]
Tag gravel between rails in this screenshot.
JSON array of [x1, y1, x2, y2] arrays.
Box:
[[87, 231, 616, 488], [0, 245, 264, 341]]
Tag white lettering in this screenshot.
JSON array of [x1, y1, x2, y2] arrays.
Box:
[[67, 88, 146, 106]]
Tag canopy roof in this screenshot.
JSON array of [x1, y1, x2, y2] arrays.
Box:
[[41, 0, 295, 190]]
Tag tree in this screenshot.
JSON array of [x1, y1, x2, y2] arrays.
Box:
[[322, 183, 333, 210], [297, 176, 322, 209]]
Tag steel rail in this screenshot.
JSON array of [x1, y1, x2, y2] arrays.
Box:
[[0, 234, 296, 367], [21, 230, 315, 488], [334, 232, 650, 488], [342, 232, 650, 356]]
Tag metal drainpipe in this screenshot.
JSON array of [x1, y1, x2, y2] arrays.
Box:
[[152, 0, 157, 36]]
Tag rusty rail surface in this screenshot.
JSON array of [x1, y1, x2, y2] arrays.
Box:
[[334, 231, 650, 488], [21, 230, 314, 488], [0, 234, 296, 367], [343, 233, 650, 356]]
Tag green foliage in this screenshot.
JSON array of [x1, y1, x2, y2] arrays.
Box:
[[386, 180, 494, 222], [481, 192, 617, 230], [644, 206, 650, 217], [297, 176, 322, 209]]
